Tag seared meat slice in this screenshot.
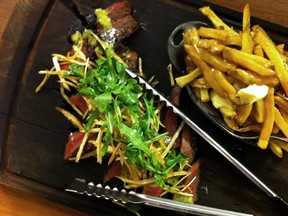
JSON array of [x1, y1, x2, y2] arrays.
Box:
[[106, 1, 132, 22]]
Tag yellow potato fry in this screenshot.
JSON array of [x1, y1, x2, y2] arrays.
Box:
[[190, 77, 210, 89], [220, 107, 237, 119], [183, 27, 200, 45], [242, 4, 251, 32], [258, 88, 275, 149], [224, 35, 242, 46], [274, 94, 288, 112], [253, 25, 288, 95], [198, 27, 228, 41], [198, 35, 241, 47], [279, 108, 288, 123], [236, 104, 253, 126], [185, 55, 196, 70], [223, 47, 275, 76], [225, 47, 273, 67], [193, 88, 201, 99], [276, 44, 285, 54], [184, 44, 228, 98], [229, 68, 279, 86], [199, 88, 210, 102], [253, 99, 265, 123], [175, 67, 202, 88], [270, 139, 288, 152], [223, 115, 238, 130], [272, 124, 280, 134], [274, 107, 288, 137], [283, 49, 288, 58], [199, 6, 238, 36], [269, 141, 283, 158], [241, 31, 254, 53], [200, 49, 236, 72], [207, 44, 225, 54], [214, 70, 237, 100], [253, 45, 264, 57], [241, 4, 253, 53], [197, 39, 219, 48], [210, 90, 236, 118]]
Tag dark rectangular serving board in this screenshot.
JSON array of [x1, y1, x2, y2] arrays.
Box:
[[1, 0, 287, 215]]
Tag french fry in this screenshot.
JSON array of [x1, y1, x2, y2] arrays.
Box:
[[253, 99, 265, 123], [229, 69, 279, 86], [253, 45, 264, 57], [190, 77, 210, 89], [224, 47, 273, 67], [199, 88, 210, 102], [258, 88, 275, 149], [276, 44, 285, 54], [241, 4, 253, 53], [274, 107, 288, 137], [278, 107, 288, 123], [197, 39, 219, 48], [272, 124, 280, 134], [183, 27, 200, 45], [223, 47, 275, 76], [242, 4, 250, 32], [274, 94, 288, 112], [198, 27, 228, 41], [223, 115, 238, 130], [214, 70, 237, 100], [207, 44, 225, 54], [210, 90, 236, 118], [253, 25, 288, 95], [199, 6, 238, 36], [236, 104, 253, 126], [185, 55, 196, 70], [242, 32, 254, 53], [270, 139, 288, 152], [269, 141, 283, 158], [184, 44, 228, 98], [224, 35, 242, 46], [200, 49, 236, 72], [175, 67, 202, 88]]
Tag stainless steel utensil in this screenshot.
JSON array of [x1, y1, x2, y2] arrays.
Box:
[[167, 21, 288, 144], [125, 68, 288, 206], [66, 178, 253, 216]]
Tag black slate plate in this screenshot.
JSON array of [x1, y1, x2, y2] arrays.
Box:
[[1, 0, 288, 215]]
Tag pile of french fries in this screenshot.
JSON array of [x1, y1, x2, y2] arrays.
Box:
[[176, 4, 288, 157]]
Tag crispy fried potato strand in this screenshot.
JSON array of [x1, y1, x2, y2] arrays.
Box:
[[184, 44, 228, 98], [253, 25, 288, 95], [258, 88, 275, 149], [274, 107, 288, 137], [199, 6, 238, 36], [241, 4, 254, 53]]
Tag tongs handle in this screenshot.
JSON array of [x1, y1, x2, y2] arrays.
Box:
[[66, 178, 253, 216], [138, 193, 252, 216]]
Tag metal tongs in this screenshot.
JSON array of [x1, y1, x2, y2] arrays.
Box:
[[66, 69, 286, 213], [124, 69, 287, 206], [66, 178, 252, 216]]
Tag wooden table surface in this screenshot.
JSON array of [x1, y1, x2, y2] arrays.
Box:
[[0, 0, 287, 215]]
